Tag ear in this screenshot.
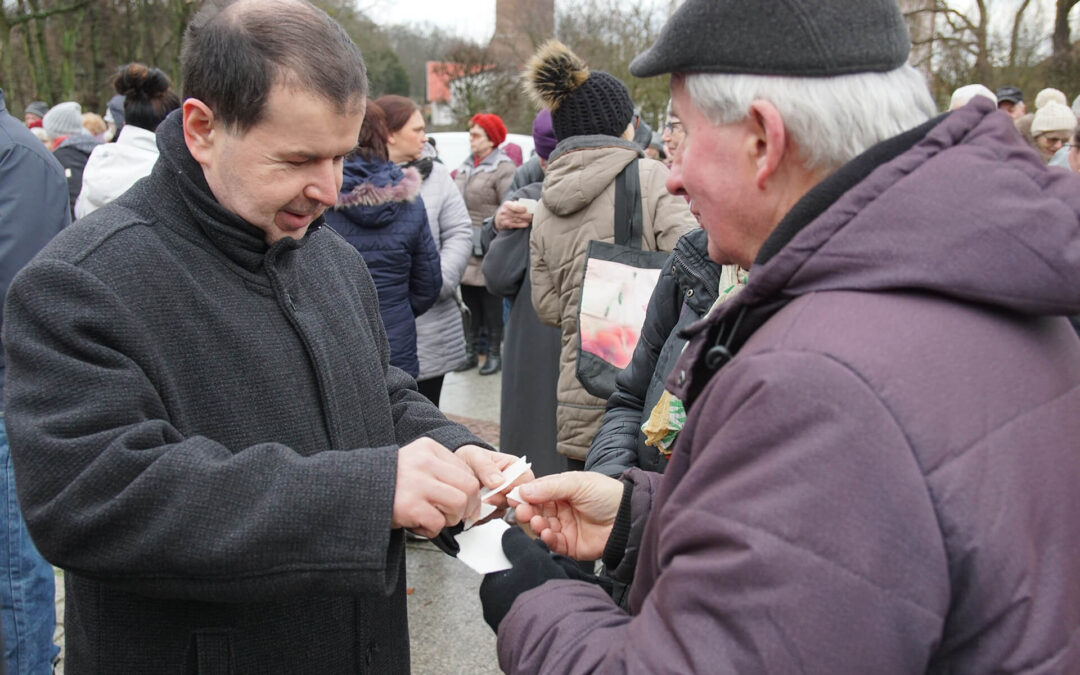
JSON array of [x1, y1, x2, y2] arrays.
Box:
[[183, 98, 217, 166], [746, 100, 788, 191]]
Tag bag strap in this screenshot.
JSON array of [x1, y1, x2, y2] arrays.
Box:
[[613, 157, 644, 249]]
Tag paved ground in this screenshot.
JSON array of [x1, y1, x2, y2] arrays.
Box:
[[51, 364, 505, 674]]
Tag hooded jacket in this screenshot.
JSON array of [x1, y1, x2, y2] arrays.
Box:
[[498, 100, 1080, 673], [325, 153, 441, 377], [74, 124, 159, 219], [529, 136, 697, 461], [3, 110, 483, 674]]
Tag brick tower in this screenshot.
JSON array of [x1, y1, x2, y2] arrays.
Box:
[[488, 0, 555, 66]]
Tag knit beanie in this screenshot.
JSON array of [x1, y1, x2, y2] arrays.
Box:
[[949, 84, 996, 110], [24, 101, 49, 118], [470, 113, 507, 147], [1034, 88, 1067, 111], [531, 108, 557, 160], [629, 0, 910, 78], [523, 40, 635, 142], [1031, 102, 1077, 137], [42, 101, 85, 140]]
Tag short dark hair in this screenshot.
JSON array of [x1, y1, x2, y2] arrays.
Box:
[[181, 0, 367, 132], [114, 63, 181, 133], [356, 98, 388, 162], [374, 95, 420, 134]]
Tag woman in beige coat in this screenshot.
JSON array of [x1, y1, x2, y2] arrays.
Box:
[[452, 113, 515, 375], [525, 41, 697, 466]]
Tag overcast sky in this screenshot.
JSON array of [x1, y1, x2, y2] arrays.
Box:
[[369, 0, 670, 43]]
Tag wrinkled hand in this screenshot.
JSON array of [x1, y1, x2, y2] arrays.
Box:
[[494, 201, 532, 231], [456, 445, 534, 513], [393, 437, 481, 538], [513, 472, 623, 560]]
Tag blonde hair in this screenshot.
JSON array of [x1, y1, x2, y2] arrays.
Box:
[[82, 112, 106, 136]]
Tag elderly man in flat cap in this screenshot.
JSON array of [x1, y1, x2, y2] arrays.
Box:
[[478, 0, 1080, 672]]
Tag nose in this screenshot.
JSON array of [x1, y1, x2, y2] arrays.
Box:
[[305, 158, 341, 208], [665, 154, 685, 197]]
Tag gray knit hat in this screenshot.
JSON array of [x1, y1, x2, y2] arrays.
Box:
[[629, 0, 910, 78], [24, 101, 49, 118], [42, 101, 85, 140]]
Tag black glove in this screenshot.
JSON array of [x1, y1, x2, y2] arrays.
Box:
[[429, 523, 464, 557], [479, 527, 615, 632]]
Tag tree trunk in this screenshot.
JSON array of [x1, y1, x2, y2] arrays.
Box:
[[1009, 0, 1033, 68], [1054, 0, 1080, 57]]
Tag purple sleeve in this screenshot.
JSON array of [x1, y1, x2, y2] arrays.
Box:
[[496, 350, 949, 674]]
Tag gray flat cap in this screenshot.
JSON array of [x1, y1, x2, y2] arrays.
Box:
[[630, 0, 910, 78]]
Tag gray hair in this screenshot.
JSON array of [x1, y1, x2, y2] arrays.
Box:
[[680, 65, 937, 172]]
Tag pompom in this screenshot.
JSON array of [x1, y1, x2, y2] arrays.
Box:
[[522, 40, 589, 111]]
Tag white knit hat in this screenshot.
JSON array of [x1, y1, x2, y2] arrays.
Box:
[[949, 84, 996, 110], [1031, 102, 1077, 137], [1034, 88, 1067, 110], [42, 101, 85, 140]]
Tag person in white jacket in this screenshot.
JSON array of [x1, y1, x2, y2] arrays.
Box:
[[75, 63, 180, 219]]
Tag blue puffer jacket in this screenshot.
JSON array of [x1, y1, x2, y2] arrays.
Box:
[[326, 154, 441, 377]]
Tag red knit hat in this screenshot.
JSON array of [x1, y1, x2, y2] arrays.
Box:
[[469, 113, 507, 147]]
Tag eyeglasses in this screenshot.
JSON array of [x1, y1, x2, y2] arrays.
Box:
[[1040, 134, 1071, 147], [664, 121, 683, 133]]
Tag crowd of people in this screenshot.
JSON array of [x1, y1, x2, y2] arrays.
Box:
[[0, 0, 1078, 672]]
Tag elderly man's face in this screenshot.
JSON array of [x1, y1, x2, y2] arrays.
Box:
[[665, 78, 771, 268], [24, 113, 41, 126], [195, 85, 363, 244]]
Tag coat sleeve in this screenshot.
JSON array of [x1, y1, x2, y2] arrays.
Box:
[[529, 216, 560, 328], [585, 256, 682, 477], [408, 204, 443, 317], [496, 350, 948, 674], [641, 161, 697, 252], [2, 256, 474, 604], [431, 169, 473, 301], [493, 161, 516, 206]]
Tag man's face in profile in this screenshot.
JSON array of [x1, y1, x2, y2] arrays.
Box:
[[199, 85, 364, 244]]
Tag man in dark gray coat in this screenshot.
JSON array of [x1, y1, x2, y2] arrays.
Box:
[[0, 88, 67, 675], [1, 1, 523, 672], [480, 1, 1080, 672]]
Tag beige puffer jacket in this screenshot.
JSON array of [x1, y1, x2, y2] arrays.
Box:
[[453, 148, 515, 287], [530, 136, 697, 460]]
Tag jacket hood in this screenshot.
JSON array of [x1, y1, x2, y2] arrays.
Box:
[[335, 155, 421, 229], [56, 134, 102, 154], [541, 136, 643, 217], [717, 98, 1080, 329]]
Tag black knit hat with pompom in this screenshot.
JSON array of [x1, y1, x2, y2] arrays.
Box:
[[523, 40, 635, 142]]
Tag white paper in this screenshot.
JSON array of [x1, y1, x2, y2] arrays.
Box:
[[478, 455, 531, 502], [454, 519, 512, 574], [506, 486, 524, 504], [517, 198, 538, 214], [465, 455, 531, 529]]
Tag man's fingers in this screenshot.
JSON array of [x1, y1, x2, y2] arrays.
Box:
[[456, 445, 507, 489], [517, 473, 583, 504]]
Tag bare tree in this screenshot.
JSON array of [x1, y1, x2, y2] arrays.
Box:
[[1053, 0, 1080, 56]]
